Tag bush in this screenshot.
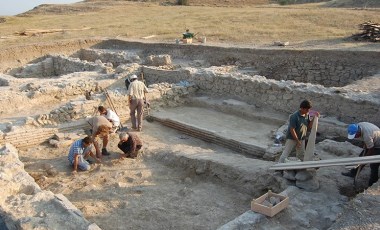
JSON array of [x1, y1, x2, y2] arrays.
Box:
[[178, 0, 189, 5]]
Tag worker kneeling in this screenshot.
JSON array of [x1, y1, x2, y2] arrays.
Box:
[[118, 132, 143, 159], [68, 136, 101, 175]]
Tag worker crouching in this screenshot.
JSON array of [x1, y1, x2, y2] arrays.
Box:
[[118, 132, 143, 159]]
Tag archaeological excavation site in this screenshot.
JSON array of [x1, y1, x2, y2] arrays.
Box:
[[0, 39, 379, 230]]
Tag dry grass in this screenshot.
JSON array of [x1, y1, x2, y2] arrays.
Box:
[[0, 2, 379, 49]]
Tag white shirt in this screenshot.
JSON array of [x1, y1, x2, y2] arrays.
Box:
[[104, 109, 120, 127]]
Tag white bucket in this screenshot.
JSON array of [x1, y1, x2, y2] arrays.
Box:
[[201, 37, 207, 43]]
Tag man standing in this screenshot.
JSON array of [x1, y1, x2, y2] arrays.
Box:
[[117, 132, 143, 159], [127, 74, 149, 132], [68, 136, 100, 175], [87, 116, 113, 157], [278, 100, 318, 163], [342, 122, 380, 186], [98, 105, 121, 132]]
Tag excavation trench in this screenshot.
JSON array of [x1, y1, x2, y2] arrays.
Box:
[[0, 40, 379, 229], [18, 120, 283, 230]]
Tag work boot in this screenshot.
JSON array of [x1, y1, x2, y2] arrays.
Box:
[[102, 148, 110, 156], [341, 169, 356, 178]]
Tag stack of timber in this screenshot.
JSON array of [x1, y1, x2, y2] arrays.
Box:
[[352, 21, 380, 42], [14, 27, 91, 36], [151, 116, 266, 158]]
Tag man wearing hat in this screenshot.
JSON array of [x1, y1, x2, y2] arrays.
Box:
[[342, 122, 380, 186], [127, 74, 149, 132]]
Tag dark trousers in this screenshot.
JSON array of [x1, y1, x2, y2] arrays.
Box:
[[348, 148, 380, 186], [369, 148, 380, 186]]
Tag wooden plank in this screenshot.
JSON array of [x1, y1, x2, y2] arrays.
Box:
[[304, 116, 318, 161], [269, 155, 380, 170]]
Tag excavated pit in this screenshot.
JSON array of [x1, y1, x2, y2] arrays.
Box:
[[0, 39, 379, 229]]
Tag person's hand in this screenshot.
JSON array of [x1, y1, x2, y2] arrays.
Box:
[[95, 158, 102, 163], [296, 141, 302, 148], [72, 170, 77, 175], [309, 110, 320, 118]]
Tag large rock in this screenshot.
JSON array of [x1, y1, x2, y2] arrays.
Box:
[[0, 143, 100, 230], [296, 177, 320, 191], [295, 169, 316, 181], [145, 54, 172, 66]]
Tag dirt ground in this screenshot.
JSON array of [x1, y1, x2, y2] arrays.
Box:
[[20, 121, 256, 230], [14, 104, 378, 230]]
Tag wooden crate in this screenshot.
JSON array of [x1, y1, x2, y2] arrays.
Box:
[[183, 38, 192, 44], [251, 190, 289, 217]]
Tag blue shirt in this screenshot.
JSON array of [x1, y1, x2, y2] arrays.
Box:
[[286, 110, 310, 140], [68, 139, 85, 163]]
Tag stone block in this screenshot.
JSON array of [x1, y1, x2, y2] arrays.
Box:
[[283, 170, 296, 181], [49, 139, 59, 147], [295, 169, 316, 181], [296, 177, 320, 191], [88, 223, 102, 230]]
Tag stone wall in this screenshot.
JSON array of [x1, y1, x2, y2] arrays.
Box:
[[76, 48, 142, 67], [143, 66, 191, 85], [0, 39, 102, 73], [0, 127, 57, 148], [30, 100, 100, 127], [142, 68, 380, 126], [94, 40, 380, 87], [14, 83, 196, 129], [9, 55, 109, 78], [12, 57, 54, 78], [53, 55, 107, 76]]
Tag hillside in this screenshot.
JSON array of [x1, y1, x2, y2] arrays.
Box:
[[0, 0, 379, 51]]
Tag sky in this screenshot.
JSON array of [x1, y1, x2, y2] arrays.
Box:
[[0, 0, 82, 16]]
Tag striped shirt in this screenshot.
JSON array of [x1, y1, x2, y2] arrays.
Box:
[[68, 139, 85, 163], [127, 80, 149, 100]]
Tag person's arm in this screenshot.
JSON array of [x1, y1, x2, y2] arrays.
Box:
[[130, 136, 137, 153], [87, 150, 101, 163], [307, 111, 320, 130], [290, 127, 301, 148]]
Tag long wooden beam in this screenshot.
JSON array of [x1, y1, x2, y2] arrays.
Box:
[[269, 155, 380, 170]]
